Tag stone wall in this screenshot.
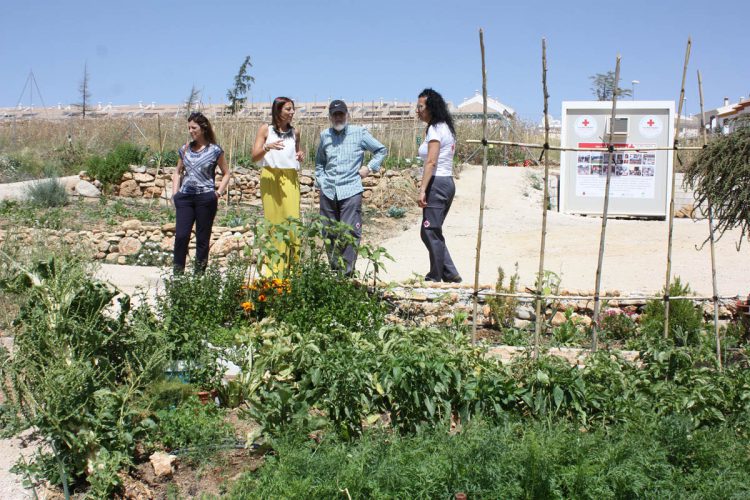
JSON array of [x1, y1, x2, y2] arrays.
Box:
[[78, 165, 419, 208], [383, 284, 738, 330], [0, 220, 254, 266]]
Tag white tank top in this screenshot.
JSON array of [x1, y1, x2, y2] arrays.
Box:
[[259, 125, 299, 170]]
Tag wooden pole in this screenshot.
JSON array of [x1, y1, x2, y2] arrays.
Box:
[[156, 114, 164, 178], [697, 69, 722, 369], [533, 38, 551, 360], [472, 28, 489, 344], [590, 55, 622, 352], [664, 38, 692, 339]]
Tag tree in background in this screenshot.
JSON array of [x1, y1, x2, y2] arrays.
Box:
[[589, 71, 632, 101], [77, 63, 92, 119], [227, 56, 255, 115], [185, 84, 201, 116]]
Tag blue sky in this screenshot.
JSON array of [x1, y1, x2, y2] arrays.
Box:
[[2, 0, 747, 120]]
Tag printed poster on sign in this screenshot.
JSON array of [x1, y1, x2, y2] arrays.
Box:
[[575, 143, 656, 198]]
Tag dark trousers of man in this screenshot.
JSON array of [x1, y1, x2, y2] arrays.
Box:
[[319, 192, 362, 276], [173, 191, 218, 272], [421, 176, 460, 282]]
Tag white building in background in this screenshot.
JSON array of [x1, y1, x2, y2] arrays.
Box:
[[453, 92, 516, 119], [538, 113, 562, 132], [698, 97, 750, 134]]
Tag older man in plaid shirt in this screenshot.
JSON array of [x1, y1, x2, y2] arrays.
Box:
[[315, 100, 388, 275]]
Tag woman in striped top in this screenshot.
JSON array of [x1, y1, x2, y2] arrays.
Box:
[[171, 112, 229, 272]]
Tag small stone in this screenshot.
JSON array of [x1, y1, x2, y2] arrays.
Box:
[[551, 311, 567, 327], [516, 306, 536, 321], [572, 314, 592, 327], [122, 219, 143, 231], [130, 165, 147, 174], [161, 236, 175, 251], [514, 318, 532, 330], [119, 180, 141, 197], [118, 237, 142, 256], [105, 252, 120, 263], [117, 255, 128, 265], [149, 452, 175, 478], [161, 222, 176, 232], [74, 180, 101, 198]]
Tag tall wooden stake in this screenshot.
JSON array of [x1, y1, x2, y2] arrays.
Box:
[[533, 38, 551, 360], [472, 28, 489, 344], [664, 38, 692, 339], [156, 114, 164, 178], [697, 69, 722, 369], [591, 55, 622, 352]]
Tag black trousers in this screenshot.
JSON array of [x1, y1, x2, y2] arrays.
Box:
[[319, 192, 362, 276], [421, 176, 459, 281], [173, 191, 218, 272]]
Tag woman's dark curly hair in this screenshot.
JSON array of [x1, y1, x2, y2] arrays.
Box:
[[418, 88, 455, 137]]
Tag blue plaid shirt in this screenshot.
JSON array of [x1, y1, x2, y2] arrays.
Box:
[[315, 125, 388, 200]]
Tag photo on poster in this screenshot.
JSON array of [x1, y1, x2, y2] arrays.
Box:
[[578, 164, 591, 175], [644, 153, 655, 165], [642, 167, 654, 176]]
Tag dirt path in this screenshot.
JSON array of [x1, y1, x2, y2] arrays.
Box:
[[373, 165, 749, 296]]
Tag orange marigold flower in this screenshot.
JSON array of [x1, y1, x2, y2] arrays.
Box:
[[258, 294, 267, 302], [241, 301, 254, 312]]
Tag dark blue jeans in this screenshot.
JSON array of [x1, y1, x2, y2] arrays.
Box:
[[173, 191, 218, 272]]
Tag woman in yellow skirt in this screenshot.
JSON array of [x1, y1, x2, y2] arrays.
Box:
[[252, 97, 304, 274]]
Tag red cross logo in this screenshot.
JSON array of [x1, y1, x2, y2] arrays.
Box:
[[647, 119, 655, 127], [582, 119, 590, 127]]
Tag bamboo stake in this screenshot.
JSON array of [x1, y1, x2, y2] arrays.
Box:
[[533, 38, 551, 360], [590, 55, 622, 352], [697, 69, 722, 369], [664, 38, 692, 339], [471, 28, 489, 344], [156, 114, 163, 178]]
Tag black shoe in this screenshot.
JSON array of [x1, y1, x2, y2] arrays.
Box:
[[424, 276, 440, 282], [443, 275, 462, 283]]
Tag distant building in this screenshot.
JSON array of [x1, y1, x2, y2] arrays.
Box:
[[698, 97, 750, 134], [453, 92, 516, 119]]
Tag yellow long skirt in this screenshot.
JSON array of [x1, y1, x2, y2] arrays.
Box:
[[260, 167, 301, 275]]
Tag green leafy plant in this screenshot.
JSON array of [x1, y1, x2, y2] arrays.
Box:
[[386, 205, 406, 219], [24, 177, 69, 207], [85, 142, 147, 187], [150, 396, 233, 458], [156, 261, 249, 390], [487, 264, 519, 328], [0, 251, 166, 496], [640, 277, 704, 346]]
